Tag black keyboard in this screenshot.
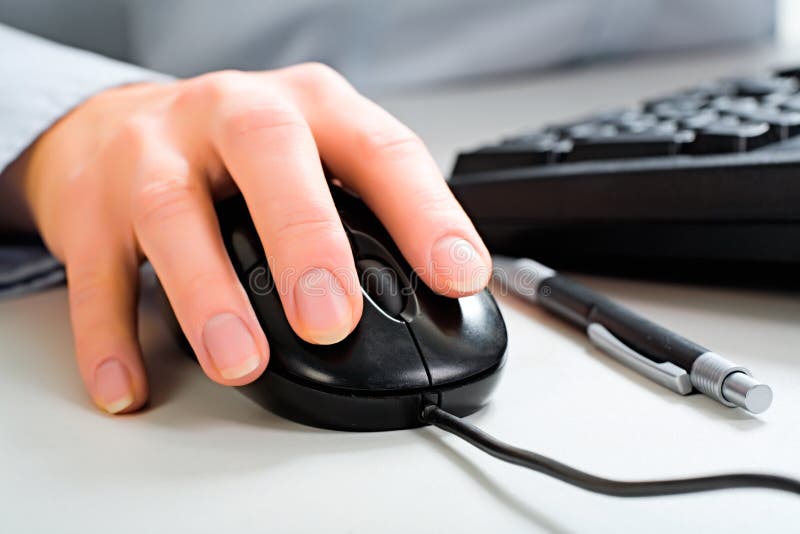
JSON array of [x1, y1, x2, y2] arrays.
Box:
[[449, 67, 800, 285]]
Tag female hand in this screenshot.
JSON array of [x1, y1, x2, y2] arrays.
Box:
[[16, 63, 492, 414]]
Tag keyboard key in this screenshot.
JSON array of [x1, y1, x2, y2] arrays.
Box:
[[619, 119, 658, 133], [724, 76, 799, 97], [546, 117, 601, 135], [715, 115, 742, 126], [644, 92, 714, 112], [549, 110, 637, 136], [763, 92, 793, 106], [688, 121, 771, 154], [564, 131, 690, 162], [619, 115, 667, 133], [551, 138, 574, 159], [567, 123, 618, 139], [775, 66, 800, 80], [616, 111, 658, 125], [710, 96, 759, 114], [680, 109, 720, 130], [452, 141, 554, 174], [652, 120, 679, 134], [736, 108, 800, 141], [589, 108, 642, 123], [652, 103, 702, 121], [780, 95, 800, 113], [501, 131, 558, 146]]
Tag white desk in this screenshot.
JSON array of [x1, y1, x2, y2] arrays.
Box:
[[2, 47, 800, 533]]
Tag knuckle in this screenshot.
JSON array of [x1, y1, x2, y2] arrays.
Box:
[[272, 207, 343, 246], [181, 271, 238, 305], [113, 118, 153, 153], [185, 271, 222, 295], [132, 170, 197, 229], [414, 187, 454, 215], [219, 100, 307, 141], [66, 265, 131, 354], [71, 314, 125, 362], [64, 261, 137, 361], [175, 70, 245, 109], [288, 62, 347, 88], [72, 320, 108, 355], [282, 62, 352, 107], [61, 167, 95, 209], [67, 266, 109, 310], [356, 124, 424, 163]]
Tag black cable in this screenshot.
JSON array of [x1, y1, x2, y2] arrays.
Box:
[[420, 405, 800, 498]]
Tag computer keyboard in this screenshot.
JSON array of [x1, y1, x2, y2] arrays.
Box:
[[449, 67, 800, 283]]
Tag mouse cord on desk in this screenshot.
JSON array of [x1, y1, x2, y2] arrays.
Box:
[[420, 405, 800, 498]]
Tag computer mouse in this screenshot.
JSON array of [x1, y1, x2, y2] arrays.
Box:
[[161, 183, 508, 431]]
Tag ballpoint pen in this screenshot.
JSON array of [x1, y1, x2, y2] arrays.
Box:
[[494, 256, 773, 414]]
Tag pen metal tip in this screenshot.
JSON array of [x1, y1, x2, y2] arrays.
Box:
[[744, 384, 773, 414], [722, 372, 773, 414]]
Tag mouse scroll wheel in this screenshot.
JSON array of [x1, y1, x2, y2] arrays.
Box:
[[356, 258, 405, 317]]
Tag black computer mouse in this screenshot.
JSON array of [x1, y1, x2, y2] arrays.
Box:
[[162, 183, 508, 431]]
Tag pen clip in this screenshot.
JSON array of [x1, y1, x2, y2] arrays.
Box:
[[587, 323, 692, 395]]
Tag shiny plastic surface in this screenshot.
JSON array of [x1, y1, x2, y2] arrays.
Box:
[[190, 184, 509, 430]]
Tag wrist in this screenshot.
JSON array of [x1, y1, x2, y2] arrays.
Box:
[[1, 81, 169, 237]]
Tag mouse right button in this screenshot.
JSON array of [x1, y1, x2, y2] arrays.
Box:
[[407, 289, 508, 386]]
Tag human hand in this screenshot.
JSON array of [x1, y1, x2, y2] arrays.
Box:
[[16, 64, 492, 414]]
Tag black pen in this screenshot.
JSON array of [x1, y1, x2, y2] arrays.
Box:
[[494, 257, 773, 414]]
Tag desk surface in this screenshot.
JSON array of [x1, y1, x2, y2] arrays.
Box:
[[2, 47, 800, 534]]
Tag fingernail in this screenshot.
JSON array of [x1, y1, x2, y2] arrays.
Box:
[[430, 235, 490, 294], [94, 358, 134, 414], [294, 268, 353, 344], [202, 313, 261, 380]]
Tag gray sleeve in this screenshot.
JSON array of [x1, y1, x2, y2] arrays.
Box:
[[0, 23, 170, 175], [0, 23, 170, 298]]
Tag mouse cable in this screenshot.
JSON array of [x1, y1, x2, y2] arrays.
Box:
[[420, 405, 800, 497]]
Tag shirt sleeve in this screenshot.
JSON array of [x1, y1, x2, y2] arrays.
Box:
[[0, 23, 171, 175], [0, 23, 171, 299]]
